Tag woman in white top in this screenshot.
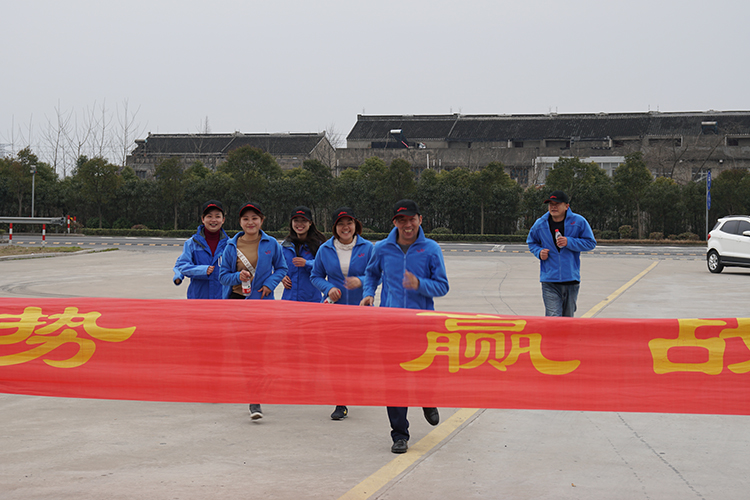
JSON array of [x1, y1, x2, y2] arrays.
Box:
[[310, 207, 374, 420]]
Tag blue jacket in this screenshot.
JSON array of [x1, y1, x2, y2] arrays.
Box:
[[363, 227, 449, 311], [526, 208, 597, 283], [173, 225, 229, 299], [219, 231, 288, 299], [310, 235, 373, 305], [281, 239, 322, 303]]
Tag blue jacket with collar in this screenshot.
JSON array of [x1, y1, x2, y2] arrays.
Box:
[[173, 225, 229, 299], [281, 239, 322, 303], [526, 208, 597, 283], [219, 230, 288, 299], [363, 227, 449, 311], [310, 235, 373, 305]]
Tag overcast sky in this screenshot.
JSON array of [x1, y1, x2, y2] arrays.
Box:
[[2, 0, 749, 159]]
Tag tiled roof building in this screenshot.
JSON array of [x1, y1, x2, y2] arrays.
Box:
[[126, 132, 335, 179], [340, 111, 750, 184]]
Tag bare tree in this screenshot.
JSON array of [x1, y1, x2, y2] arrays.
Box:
[[93, 100, 114, 159], [324, 122, 344, 149], [199, 116, 211, 134], [10, 114, 35, 152], [41, 102, 73, 177], [644, 123, 741, 182], [116, 99, 146, 166], [64, 106, 96, 167]]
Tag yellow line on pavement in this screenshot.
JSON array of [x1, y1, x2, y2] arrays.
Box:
[[338, 408, 479, 500], [338, 260, 661, 499], [580, 261, 659, 318]]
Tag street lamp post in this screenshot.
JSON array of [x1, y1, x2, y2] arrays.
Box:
[[706, 169, 711, 240], [30, 166, 36, 218]]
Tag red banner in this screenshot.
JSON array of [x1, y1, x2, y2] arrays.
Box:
[[1, 298, 749, 415]]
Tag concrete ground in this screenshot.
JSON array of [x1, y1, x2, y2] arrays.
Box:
[[1, 248, 749, 499]]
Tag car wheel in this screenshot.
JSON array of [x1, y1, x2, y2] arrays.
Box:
[[707, 250, 724, 273]]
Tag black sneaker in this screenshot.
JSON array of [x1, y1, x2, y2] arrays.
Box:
[[423, 407, 439, 426], [391, 439, 408, 454], [249, 404, 263, 420], [331, 406, 348, 420]]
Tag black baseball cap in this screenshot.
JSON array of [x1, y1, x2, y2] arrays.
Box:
[[544, 191, 570, 204], [239, 201, 264, 217], [332, 207, 357, 226], [392, 199, 419, 220], [290, 206, 313, 222], [202, 200, 224, 216]]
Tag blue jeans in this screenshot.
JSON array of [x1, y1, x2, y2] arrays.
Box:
[[541, 282, 580, 317]]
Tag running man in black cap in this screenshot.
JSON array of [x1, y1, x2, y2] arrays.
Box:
[[361, 199, 449, 454], [526, 190, 596, 317]]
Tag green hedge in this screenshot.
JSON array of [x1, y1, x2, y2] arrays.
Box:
[[83, 228, 525, 243], [80, 228, 706, 245], [83, 228, 292, 239]]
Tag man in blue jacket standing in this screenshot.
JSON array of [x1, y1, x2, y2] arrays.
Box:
[[361, 199, 450, 454], [526, 190, 597, 317]]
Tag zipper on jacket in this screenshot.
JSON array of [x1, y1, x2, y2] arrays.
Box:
[[402, 250, 408, 308]]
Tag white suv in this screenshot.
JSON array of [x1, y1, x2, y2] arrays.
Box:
[[707, 215, 750, 273]]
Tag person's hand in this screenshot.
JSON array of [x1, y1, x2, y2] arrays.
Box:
[[239, 269, 253, 281], [556, 236, 568, 248], [403, 270, 419, 290], [206, 265, 215, 276], [174, 278, 182, 286], [360, 296, 374, 306], [540, 248, 550, 260], [282, 275, 292, 289], [328, 288, 342, 302], [292, 257, 307, 267], [259, 286, 272, 298], [344, 277, 361, 289]]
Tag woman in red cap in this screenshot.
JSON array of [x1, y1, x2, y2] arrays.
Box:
[[310, 207, 374, 421], [219, 201, 288, 420], [281, 206, 326, 303]]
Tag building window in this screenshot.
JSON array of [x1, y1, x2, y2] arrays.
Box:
[[514, 141, 524, 148], [648, 137, 682, 147], [727, 138, 739, 146], [509, 167, 528, 184], [701, 121, 718, 134]]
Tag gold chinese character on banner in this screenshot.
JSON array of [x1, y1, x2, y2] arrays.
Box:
[[400, 313, 580, 375], [0, 306, 136, 368], [649, 318, 750, 375]]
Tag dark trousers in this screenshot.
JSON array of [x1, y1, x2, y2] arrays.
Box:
[[387, 406, 410, 442]]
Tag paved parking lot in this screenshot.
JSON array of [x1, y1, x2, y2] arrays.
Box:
[[1, 248, 749, 499]]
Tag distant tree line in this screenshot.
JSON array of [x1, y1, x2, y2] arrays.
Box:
[[1, 146, 741, 239]]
